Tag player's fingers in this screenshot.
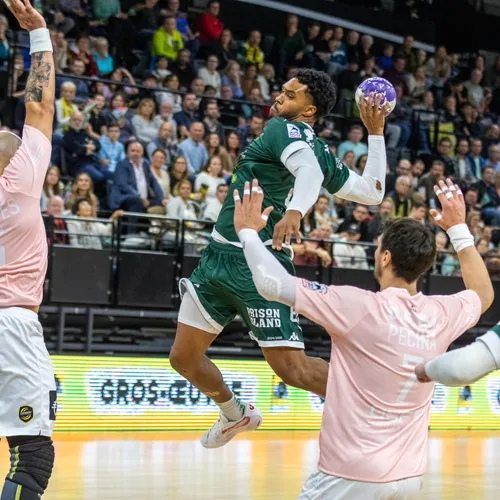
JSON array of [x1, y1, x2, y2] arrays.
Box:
[[251, 178, 263, 209], [261, 205, 273, 224], [445, 178, 459, 202], [434, 181, 451, 207], [367, 92, 375, 117], [429, 208, 443, 223], [233, 188, 241, 208], [242, 180, 250, 208], [294, 224, 302, 244], [374, 93, 383, 116], [272, 223, 285, 250], [455, 183, 466, 209], [3, 0, 17, 14]]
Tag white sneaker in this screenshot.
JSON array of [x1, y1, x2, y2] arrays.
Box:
[[201, 401, 262, 449]]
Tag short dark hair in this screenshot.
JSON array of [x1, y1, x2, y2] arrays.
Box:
[[294, 68, 336, 120], [412, 200, 427, 210], [380, 219, 436, 283], [152, 148, 167, 158], [72, 197, 91, 215], [439, 137, 452, 146], [108, 122, 120, 131]]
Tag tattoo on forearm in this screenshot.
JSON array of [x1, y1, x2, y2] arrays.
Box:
[[25, 53, 52, 104]]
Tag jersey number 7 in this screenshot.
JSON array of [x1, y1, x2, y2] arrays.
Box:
[[396, 354, 425, 404]]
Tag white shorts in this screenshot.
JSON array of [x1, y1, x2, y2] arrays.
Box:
[[298, 471, 423, 500], [177, 279, 222, 335], [0, 307, 56, 438]]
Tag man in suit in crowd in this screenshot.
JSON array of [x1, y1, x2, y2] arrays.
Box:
[[109, 141, 168, 217]]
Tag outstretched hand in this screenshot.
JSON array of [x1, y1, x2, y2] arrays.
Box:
[[429, 178, 466, 231], [3, 0, 46, 31], [233, 179, 274, 235]]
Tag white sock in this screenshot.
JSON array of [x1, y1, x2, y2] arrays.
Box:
[[216, 394, 245, 421], [425, 332, 500, 387]]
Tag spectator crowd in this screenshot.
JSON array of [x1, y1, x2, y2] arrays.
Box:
[[0, 0, 498, 277]]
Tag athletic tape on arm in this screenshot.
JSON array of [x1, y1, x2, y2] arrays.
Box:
[[238, 228, 296, 306]]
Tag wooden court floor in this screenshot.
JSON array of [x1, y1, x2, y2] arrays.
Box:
[[0, 431, 499, 499]]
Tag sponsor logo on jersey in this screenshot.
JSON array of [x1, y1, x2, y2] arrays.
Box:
[[301, 279, 327, 294], [247, 307, 281, 328], [335, 158, 344, 170], [287, 124, 302, 139], [289, 332, 300, 342], [19, 405, 34, 423]]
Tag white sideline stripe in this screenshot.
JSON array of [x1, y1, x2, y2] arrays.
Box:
[[236, 0, 435, 53]]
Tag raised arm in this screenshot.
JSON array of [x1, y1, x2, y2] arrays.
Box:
[[235, 180, 297, 307], [5, 0, 55, 141], [335, 93, 387, 205], [431, 179, 494, 313]]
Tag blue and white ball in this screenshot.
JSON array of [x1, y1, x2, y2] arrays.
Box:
[[355, 77, 397, 116]]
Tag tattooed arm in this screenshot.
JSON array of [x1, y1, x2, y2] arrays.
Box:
[[24, 51, 55, 140], [4, 0, 55, 140]]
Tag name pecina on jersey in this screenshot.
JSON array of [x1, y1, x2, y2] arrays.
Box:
[[388, 324, 437, 352]]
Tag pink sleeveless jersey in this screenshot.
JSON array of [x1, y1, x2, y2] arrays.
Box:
[[295, 280, 482, 483], [0, 126, 51, 307]]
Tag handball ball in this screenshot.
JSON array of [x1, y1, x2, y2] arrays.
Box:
[[355, 77, 397, 116]]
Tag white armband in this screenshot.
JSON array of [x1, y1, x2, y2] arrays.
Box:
[[29, 28, 53, 55], [447, 224, 474, 254]]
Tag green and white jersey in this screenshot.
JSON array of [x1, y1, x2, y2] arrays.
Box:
[[214, 118, 350, 243]]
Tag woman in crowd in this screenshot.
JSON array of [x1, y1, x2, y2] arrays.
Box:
[[355, 154, 368, 175], [166, 179, 199, 220], [67, 198, 123, 250], [131, 98, 163, 144], [225, 130, 240, 173], [406, 66, 427, 101], [106, 67, 138, 97], [66, 173, 99, 217], [341, 150, 355, 170], [215, 29, 238, 69], [150, 149, 171, 200], [205, 133, 232, 176], [41, 166, 64, 212], [157, 74, 183, 113], [241, 63, 261, 98], [93, 37, 114, 77], [257, 64, 277, 102], [169, 156, 190, 194], [467, 210, 484, 243], [194, 156, 226, 200], [222, 60, 243, 98]]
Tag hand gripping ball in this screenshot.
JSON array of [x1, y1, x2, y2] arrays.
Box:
[[355, 77, 397, 116]]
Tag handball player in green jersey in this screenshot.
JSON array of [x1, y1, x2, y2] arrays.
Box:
[[171, 68, 390, 448]]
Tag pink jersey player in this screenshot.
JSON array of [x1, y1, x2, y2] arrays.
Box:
[[0, 5, 60, 499], [0, 126, 51, 308], [233, 177, 493, 499], [295, 283, 480, 483]]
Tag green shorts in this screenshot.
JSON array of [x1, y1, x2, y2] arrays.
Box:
[[180, 239, 304, 349]]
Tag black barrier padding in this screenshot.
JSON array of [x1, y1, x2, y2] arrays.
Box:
[[181, 255, 201, 279], [427, 275, 500, 327], [50, 246, 112, 305], [116, 251, 176, 308], [329, 267, 379, 292], [295, 265, 321, 283]]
